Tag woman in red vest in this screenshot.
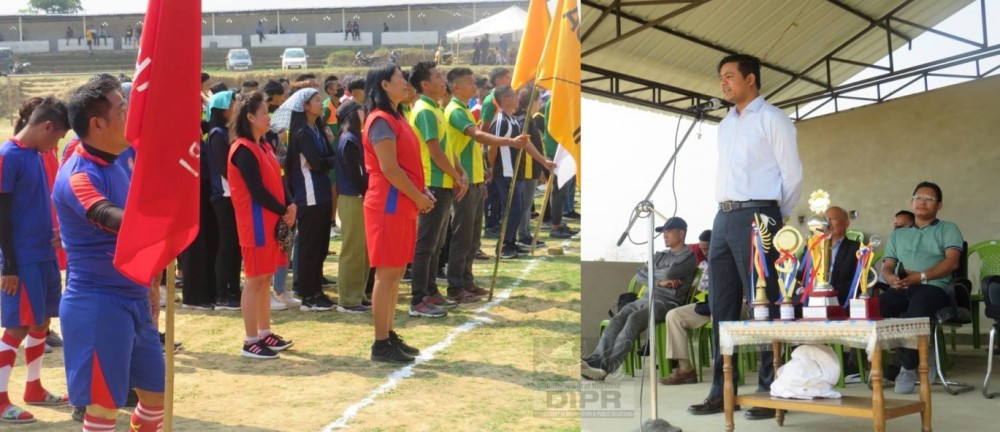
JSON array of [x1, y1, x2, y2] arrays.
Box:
[[362, 65, 435, 363], [226, 92, 297, 359]]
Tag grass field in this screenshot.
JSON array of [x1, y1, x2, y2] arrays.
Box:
[[0, 149, 582, 431]]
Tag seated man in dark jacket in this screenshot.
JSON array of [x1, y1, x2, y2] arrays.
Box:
[[582, 217, 697, 380]]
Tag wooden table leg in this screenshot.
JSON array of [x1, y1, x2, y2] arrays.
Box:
[[724, 354, 735, 432], [918, 335, 933, 432], [772, 341, 784, 426], [871, 342, 886, 432]]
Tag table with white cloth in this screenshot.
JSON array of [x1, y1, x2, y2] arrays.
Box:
[[718, 318, 932, 432]]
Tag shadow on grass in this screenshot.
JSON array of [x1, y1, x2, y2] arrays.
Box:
[[414, 358, 577, 391], [14, 414, 285, 432]]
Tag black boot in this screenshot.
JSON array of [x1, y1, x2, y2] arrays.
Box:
[[389, 331, 420, 356], [371, 338, 415, 363]]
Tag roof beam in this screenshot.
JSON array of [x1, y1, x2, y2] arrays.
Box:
[[889, 16, 985, 48], [775, 44, 1000, 110], [825, 0, 913, 44], [582, 64, 725, 122], [581, 0, 620, 43], [765, 0, 917, 100], [582, 0, 709, 57], [580, 0, 828, 90], [618, 0, 699, 5]]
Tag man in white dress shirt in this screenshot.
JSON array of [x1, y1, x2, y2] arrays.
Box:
[[687, 54, 803, 419]]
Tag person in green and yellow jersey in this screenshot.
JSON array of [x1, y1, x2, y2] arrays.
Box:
[[442, 67, 527, 303], [406, 62, 472, 317]]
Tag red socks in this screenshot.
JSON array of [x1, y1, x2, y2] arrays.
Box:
[[83, 413, 116, 431], [130, 402, 164, 432]]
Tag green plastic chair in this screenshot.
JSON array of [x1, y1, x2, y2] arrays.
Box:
[[650, 268, 703, 380], [846, 229, 864, 243], [968, 240, 1000, 349], [598, 275, 642, 376]]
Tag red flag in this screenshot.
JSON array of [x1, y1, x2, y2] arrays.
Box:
[[114, 0, 202, 285]]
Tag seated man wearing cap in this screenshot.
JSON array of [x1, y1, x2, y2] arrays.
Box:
[[582, 217, 698, 380]]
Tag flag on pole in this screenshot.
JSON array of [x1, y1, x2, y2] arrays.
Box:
[[536, 0, 581, 188], [113, 0, 202, 285], [511, 0, 552, 91]]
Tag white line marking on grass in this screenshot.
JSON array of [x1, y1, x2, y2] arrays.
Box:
[[322, 240, 570, 431]]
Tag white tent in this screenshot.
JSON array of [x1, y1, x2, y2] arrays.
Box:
[[446, 5, 527, 43]]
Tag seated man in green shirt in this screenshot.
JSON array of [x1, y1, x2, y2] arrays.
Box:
[[879, 181, 963, 394]]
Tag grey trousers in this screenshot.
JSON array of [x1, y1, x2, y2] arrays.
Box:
[[411, 187, 454, 305], [517, 179, 537, 242], [447, 185, 484, 295], [585, 299, 672, 373]]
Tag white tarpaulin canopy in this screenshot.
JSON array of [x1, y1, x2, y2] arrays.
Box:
[[446, 5, 527, 42]]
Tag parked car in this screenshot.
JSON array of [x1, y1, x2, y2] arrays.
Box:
[[226, 49, 253, 71], [281, 48, 308, 69]]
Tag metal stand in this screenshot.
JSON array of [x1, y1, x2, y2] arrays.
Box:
[[616, 111, 705, 432]]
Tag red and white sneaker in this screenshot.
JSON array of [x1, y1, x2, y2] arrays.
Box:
[[261, 333, 294, 351], [241, 341, 279, 359]]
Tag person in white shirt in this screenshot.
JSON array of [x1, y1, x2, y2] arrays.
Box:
[[688, 54, 802, 420]]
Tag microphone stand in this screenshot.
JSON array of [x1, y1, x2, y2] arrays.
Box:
[[615, 108, 707, 432]]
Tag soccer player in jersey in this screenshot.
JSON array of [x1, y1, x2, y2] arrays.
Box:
[[407, 61, 470, 318], [54, 79, 166, 432], [0, 96, 71, 424], [443, 68, 527, 303]]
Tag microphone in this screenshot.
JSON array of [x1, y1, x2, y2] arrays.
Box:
[[687, 98, 726, 112]]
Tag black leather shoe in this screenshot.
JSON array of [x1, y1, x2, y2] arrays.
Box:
[[744, 406, 776, 420], [687, 396, 739, 415]]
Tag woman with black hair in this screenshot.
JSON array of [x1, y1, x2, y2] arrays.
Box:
[[227, 92, 296, 359], [206, 91, 243, 311], [333, 101, 371, 314], [282, 88, 337, 311], [363, 65, 435, 363]]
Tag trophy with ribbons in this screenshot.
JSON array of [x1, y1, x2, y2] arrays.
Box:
[[749, 213, 774, 321], [773, 226, 804, 320], [800, 190, 848, 321], [849, 235, 883, 320]]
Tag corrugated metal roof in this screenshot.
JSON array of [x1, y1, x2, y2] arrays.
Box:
[[582, 0, 974, 114]]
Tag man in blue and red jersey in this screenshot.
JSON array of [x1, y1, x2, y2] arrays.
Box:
[[53, 78, 165, 432], [0, 96, 71, 424]]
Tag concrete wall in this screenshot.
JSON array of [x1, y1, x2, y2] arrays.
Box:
[[580, 261, 643, 354], [0, 4, 518, 41], [315, 32, 373, 47], [249, 33, 307, 48], [201, 35, 243, 49], [381, 31, 439, 46], [56, 39, 114, 52], [0, 40, 48, 53], [791, 74, 1000, 282]]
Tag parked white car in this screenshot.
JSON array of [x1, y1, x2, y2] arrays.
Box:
[[281, 48, 308, 69], [226, 49, 253, 71]]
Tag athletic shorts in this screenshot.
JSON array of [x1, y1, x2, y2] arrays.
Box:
[[60, 288, 165, 409], [364, 209, 417, 268], [1, 260, 61, 328], [242, 245, 287, 278]]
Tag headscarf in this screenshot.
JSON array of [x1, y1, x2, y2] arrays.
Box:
[[269, 87, 319, 133], [205, 90, 236, 118]]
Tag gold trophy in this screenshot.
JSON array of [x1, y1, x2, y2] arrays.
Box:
[[750, 214, 773, 321], [849, 235, 882, 320], [774, 226, 804, 320], [801, 190, 848, 320]]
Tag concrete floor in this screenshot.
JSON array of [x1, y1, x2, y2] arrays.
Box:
[[581, 344, 1000, 431]]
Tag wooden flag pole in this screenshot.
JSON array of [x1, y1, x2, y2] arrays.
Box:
[[487, 84, 544, 301], [164, 261, 176, 431], [530, 173, 555, 256], [488, 147, 526, 302]]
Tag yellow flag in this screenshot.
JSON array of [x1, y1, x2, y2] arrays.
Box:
[[511, 0, 551, 90], [536, 0, 581, 186]]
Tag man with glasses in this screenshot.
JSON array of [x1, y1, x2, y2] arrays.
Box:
[[879, 181, 963, 394]]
